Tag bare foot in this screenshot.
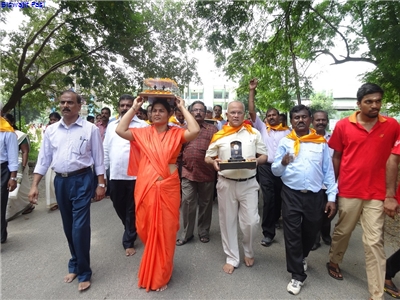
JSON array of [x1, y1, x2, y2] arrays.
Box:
[[244, 256, 254, 267], [64, 273, 77, 283], [126, 247, 136, 256], [156, 285, 168, 292], [223, 263, 235, 274], [78, 281, 91, 291]]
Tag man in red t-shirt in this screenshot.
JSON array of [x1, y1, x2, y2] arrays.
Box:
[[327, 83, 400, 300], [383, 144, 400, 298]]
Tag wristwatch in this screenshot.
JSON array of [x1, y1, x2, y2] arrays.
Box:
[[10, 177, 17, 181], [98, 183, 105, 188]]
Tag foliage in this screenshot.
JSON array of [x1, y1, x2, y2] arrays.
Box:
[[194, 1, 400, 110], [309, 92, 336, 118], [0, 0, 201, 113]]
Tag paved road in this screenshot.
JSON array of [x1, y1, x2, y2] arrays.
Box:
[[1, 187, 398, 299]]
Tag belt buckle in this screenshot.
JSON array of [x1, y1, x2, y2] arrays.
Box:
[[61, 173, 68, 178], [300, 189, 307, 193]]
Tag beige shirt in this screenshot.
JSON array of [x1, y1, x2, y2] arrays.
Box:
[[206, 126, 267, 179]]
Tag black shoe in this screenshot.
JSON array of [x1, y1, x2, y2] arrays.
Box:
[[261, 237, 273, 247], [275, 222, 281, 229], [322, 237, 332, 245], [311, 243, 321, 251], [1, 231, 7, 244]]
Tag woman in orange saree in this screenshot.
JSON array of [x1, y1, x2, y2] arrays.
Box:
[[116, 96, 199, 292]]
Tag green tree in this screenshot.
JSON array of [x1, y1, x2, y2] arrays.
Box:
[[309, 92, 336, 118], [194, 1, 400, 110], [1, 0, 200, 112]]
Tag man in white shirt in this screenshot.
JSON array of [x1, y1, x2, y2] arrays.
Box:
[[205, 101, 267, 274], [103, 94, 148, 256], [248, 79, 291, 247], [29, 90, 105, 292]]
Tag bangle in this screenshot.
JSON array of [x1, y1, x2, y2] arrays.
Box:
[[98, 183, 105, 188], [10, 177, 17, 181]]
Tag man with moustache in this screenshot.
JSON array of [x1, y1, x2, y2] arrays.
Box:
[[327, 83, 400, 300], [248, 78, 291, 247], [205, 101, 267, 274], [311, 110, 335, 251], [176, 101, 218, 246], [213, 105, 227, 125], [29, 90, 105, 291], [272, 104, 337, 295], [96, 107, 111, 141], [103, 94, 148, 256]]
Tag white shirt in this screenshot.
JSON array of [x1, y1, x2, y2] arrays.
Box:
[[34, 117, 105, 176], [206, 126, 267, 179], [253, 115, 291, 163], [103, 115, 148, 180]]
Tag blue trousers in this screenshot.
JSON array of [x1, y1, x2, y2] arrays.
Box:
[[54, 168, 93, 282]]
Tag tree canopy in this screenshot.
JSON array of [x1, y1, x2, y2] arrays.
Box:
[[0, 0, 200, 116], [194, 0, 400, 112]]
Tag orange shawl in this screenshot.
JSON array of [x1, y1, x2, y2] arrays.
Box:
[[286, 128, 326, 156], [128, 126, 185, 291], [213, 116, 224, 121], [0, 117, 15, 132], [210, 123, 254, 144], [266, 123, 289, 133]]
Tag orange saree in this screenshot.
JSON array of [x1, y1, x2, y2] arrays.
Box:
[[128, 126, 185, 291]]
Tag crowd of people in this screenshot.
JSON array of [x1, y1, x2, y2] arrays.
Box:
[[0, 81, 399, 299]]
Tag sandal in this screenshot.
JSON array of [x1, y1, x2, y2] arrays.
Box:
[[22, 205, 35, 215], [50, 205, 59, 211], [200, 236, 210, 243], [384, 283, 400, 298], [326, 262, 343, 280], [176, 235, 194, 246]]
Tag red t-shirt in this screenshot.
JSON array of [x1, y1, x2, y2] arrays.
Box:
[[329, 112, 400, 200], [391, 137, 400, 204]]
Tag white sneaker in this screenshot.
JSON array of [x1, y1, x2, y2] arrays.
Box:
[[303, 258, 308, 272], [287, 279, 304, 295]]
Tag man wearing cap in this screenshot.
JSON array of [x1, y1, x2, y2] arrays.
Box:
[[205, 100, 267, 274], [28, 90, 105, 292], [0, 102, 19, 244]]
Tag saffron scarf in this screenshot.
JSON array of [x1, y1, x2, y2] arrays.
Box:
[[286, 128, 326, 156], [213, 116, 224, 121], [266, 123, 289, 133], [0, 117, 15, 132], [210, 123, 254, 144]]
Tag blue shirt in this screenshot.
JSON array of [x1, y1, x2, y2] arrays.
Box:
[[0, 131, 19, 172], [271, 134, 337, 202]]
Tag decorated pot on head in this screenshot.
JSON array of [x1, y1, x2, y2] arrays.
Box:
[[140, 78, 180, 105]]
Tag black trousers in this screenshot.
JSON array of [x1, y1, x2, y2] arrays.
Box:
[[1, 162, 10, 242], [281, 184, 324, 282], [259, 163, 283, 239], [314, 192, 336, 244], [109, 179, 137, 249], [386, 248, 400, 280]]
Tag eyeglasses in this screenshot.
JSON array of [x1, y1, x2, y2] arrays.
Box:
[[191, 109, 205, 113]]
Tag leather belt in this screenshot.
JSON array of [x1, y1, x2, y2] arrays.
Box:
[[299, 189, 312, 193], [55, 167, 90, 178], [220, 175, 256, 182]]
